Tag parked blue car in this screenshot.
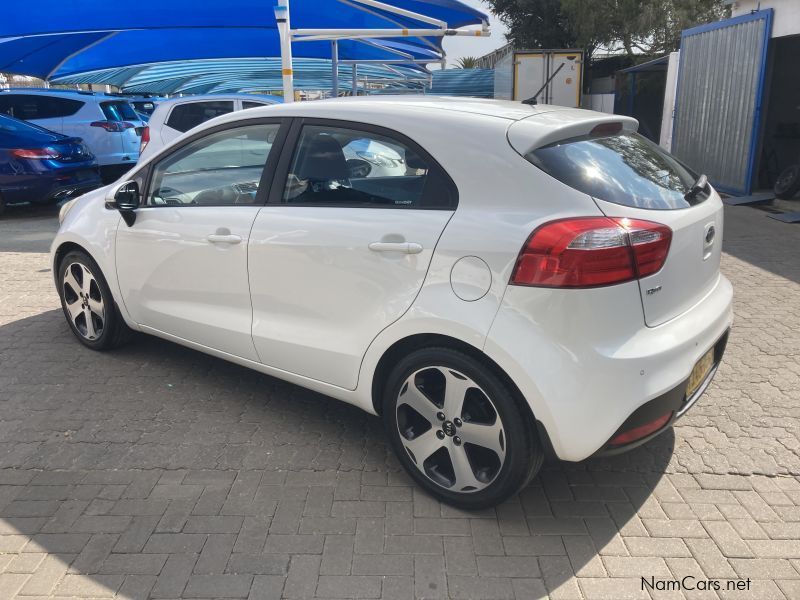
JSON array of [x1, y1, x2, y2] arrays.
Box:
[[0, 113, 102, 215]]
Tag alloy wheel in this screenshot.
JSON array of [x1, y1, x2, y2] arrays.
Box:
[[62, 262, 105, 341], [396, 366, 506, 493]]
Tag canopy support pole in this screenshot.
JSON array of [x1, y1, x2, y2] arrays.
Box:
[[274, 0, 295, 103], [331, 40, 339, 98], [352, 63, 358, 96]]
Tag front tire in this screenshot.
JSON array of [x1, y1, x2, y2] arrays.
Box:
[[57, 250, 130, 350], [382, 347, 543, 509]]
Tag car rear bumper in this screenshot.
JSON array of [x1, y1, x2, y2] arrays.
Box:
[[592, 329, 728, 456], [3, 168, 102, 205], [484, 273, 734, 462]]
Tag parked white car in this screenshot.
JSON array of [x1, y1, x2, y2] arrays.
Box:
[[0, 89, 145, 180], [52, 97, 732, 507], [138, 94, 281, 162]]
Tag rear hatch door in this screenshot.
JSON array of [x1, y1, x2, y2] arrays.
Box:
[[510, 111, 722, 327], [594, 195, 722, 326]]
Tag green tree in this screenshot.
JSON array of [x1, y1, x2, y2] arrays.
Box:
[[485, 0, 728, 59], [455, 56, 480, 68], [487, 0, 579, 50]]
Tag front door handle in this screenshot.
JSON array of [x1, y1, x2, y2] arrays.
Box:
[[368, 241, 423, 254], [207, 233, 242, 244]]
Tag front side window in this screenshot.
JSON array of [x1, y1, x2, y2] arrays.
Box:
[[281, 124, 455, 209], [527, 132, 703, 210], [147, 123, 280, 207], [166, 101, 235, 133]]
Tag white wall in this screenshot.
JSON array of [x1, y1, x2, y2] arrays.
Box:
[[659, 52, 680, 152], [728, 0, 800, 38], [583, 93, 615, 114]]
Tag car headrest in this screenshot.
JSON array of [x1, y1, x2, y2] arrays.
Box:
[[405, 150, 428, 170], [295, 134, 348, 181]]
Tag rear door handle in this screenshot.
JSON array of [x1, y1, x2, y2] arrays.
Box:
[[368, 242, 423, 254], [207, 233, 242, 244]]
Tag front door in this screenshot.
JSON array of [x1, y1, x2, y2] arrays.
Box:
[[248, 120, 457, 389], [116, 120, 285, 360]]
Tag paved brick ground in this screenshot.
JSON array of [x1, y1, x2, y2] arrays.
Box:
[[0, 204, 798, 599]]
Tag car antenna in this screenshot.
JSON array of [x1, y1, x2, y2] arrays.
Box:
[[522, 56, 576, 105]]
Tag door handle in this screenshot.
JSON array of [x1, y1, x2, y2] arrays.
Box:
[[368, 241, 423, 254], [207, 233, 242, 244]]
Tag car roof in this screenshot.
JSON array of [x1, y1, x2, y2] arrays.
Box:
[[213, 95, 565, 123], [155, 94, 278, 107], [0, 88, 122, 103]]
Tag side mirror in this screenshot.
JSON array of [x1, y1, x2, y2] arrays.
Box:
[[106, 180, 140, 226]]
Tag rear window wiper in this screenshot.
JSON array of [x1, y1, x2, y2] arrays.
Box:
[[684, 174, 709, 202]]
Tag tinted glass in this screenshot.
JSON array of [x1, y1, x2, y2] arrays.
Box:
[[147, 123, 280, 207], [242, 101, 267, 110], [0, 94, 83, 120], [282, 125, 455, 209], [101, 101, 138, 122], [527, 132, 702, 210], [165, 101, 235, 133]]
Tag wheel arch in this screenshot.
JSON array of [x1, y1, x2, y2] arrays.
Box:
[[369, 333, 554, 455], [53, 241, 91, 283]]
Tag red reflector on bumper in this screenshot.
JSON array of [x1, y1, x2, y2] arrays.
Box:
[[610, 412, 672, 447]]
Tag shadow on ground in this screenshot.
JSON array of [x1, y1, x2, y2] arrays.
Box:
[[0, 309, 675, 598], [723, 204, 800, 285], [0, 203, 61, 253]]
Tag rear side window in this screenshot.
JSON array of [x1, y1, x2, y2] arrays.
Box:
[[101, 101, 138, 122], [0, 94, 84, 120], [242, 101, 267, 110], [165, 101, 235, 133], [280, 124, 456, 209], [526, 132, 702, 210]]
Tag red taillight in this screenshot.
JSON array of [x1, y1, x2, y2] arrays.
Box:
[[510, 217, 672, 288], [91, 120, 135, 132], [590, 122, 623, 136], [11, 147, 61, 159], [610, 412, 672, 446], [140, 125, 150, 153]]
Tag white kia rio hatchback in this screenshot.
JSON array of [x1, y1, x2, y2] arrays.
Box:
[[52, 97, 732, 508]]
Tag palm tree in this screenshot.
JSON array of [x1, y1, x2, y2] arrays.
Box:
[[455, 56, 479, 69]]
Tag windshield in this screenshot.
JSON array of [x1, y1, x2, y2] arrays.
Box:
[[527, 132, 704, 210]]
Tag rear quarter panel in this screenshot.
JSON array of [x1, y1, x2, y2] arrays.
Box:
[[353, 109, 605, 411]]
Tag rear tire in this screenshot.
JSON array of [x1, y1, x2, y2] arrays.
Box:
[[382, 347, 543, 509], [774, 164, 800, 200], [57, 250, 131, 350]]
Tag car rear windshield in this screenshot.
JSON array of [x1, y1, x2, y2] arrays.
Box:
[[101, 101, 139, 122], [526, 132, 703, 210]]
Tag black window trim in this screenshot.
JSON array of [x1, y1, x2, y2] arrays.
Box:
[[266, 117, 459, 210], [132, 117, 291, 209]]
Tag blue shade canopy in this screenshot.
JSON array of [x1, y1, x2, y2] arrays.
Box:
[[52, 59, 427, 94], [0, 0, 488, 80]]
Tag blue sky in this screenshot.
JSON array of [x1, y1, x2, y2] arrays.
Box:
[[440, 0, 508, 65]]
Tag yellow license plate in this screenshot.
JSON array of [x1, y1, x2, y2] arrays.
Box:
[[686, 348, 714, 398]]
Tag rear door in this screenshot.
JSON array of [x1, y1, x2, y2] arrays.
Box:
[[523, 127, 722, 327], [248, 119, 457, 389]]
